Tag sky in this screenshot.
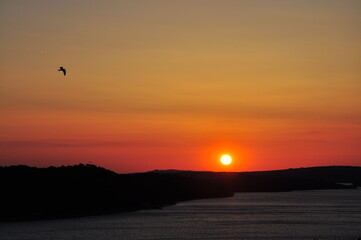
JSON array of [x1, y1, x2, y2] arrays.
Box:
[[0, 0, 360, 173]]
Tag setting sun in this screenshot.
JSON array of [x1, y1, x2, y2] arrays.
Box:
[[220, 154, 232, 165]]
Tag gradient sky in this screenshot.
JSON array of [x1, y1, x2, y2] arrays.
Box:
[[1, 0, 360, 173]]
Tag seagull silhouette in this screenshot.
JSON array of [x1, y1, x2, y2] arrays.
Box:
[[58, 66, 66, 76]]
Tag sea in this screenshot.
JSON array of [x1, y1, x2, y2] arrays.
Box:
[[0, 189, 360, 240]]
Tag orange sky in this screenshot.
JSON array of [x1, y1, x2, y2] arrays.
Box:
[[1, 1, 360, 173]]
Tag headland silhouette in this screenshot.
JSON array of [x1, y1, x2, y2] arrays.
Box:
[[1, 164, 360, 221]]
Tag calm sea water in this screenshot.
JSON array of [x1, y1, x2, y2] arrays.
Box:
[[1, 189, 360, 240]]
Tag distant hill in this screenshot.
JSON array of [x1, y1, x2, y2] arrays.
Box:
[[151, 166, 361, 183], [155, 165, 361, 185], [244, 166, 361, 183], [150, 166, 361, 192], [0, 164, 360, 222]]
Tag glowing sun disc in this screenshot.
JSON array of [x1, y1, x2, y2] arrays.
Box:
[[220, 154, 232, 165]]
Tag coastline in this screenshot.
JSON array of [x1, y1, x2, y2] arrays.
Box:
[[1, 164, 359, 222]]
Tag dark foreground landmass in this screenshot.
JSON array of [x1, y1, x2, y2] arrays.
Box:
[[1, 165, 360, 221]]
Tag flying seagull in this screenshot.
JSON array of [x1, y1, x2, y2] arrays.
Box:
[[58, 66, 66, 76]]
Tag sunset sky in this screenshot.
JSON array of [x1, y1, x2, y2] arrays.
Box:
[[1, 0, 360, 173]]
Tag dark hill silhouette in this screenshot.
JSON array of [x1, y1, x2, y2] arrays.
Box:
[[0, 164, 359, 221], [152, 166, 361, 191], [244, 166, 361, 183]]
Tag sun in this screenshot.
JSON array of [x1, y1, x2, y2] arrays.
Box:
[[220, 154, 232, 165]]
